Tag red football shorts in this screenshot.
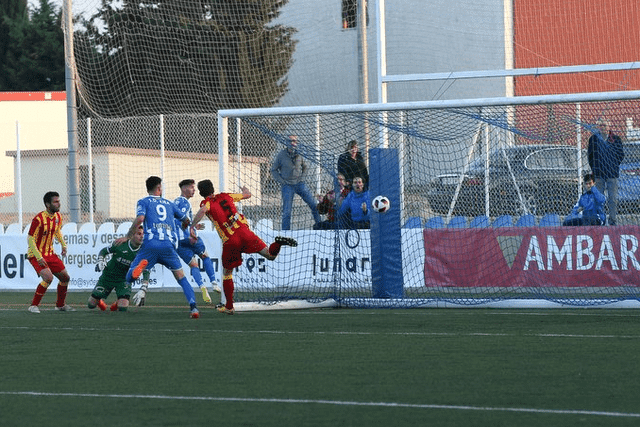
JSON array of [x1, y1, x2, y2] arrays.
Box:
[[28, 254, 66, 275], [222, 227, 267, 270]]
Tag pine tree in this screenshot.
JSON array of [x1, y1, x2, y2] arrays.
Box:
[[74, 0, 297, 117], [0, 0, 28, 89], [1, 0, 65, 91]]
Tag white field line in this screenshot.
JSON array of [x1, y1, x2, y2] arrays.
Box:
[[0, 391, 639, 418], [2, 306, 640, 322], [1, 325, 640, 339]]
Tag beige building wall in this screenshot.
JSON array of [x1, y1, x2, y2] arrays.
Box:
[[0, 92, 68, 194], [0, 146, 265, 224]]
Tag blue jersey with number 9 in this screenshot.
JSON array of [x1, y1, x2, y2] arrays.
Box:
[[136, 195, 185, 248]]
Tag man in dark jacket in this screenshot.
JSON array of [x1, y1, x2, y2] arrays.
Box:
[[337, 140, 369, 190], [587, 119, 624, 225]]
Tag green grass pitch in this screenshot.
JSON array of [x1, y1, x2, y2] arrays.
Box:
[[1, 291, 640, 427]]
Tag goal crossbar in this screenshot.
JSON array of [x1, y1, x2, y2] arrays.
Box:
[[218, 90, 640, 119], [382, 62, 640, 83], [218, 90, 640, 309]]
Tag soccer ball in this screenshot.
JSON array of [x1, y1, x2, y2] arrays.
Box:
[[371, 195, 390, 213]]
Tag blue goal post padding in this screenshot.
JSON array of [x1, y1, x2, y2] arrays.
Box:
[[369, 148, 404, 298]]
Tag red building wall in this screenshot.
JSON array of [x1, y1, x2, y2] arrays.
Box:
[[513, 0, 640, 144], [514, 0, 640, 95]]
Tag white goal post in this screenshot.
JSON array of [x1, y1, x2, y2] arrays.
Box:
[[218, 89, 640, 309]]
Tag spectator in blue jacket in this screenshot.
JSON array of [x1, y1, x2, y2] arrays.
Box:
[[587, 119, 624, 225], [338, 176, 370, 229], [563, 173, 606, 226]]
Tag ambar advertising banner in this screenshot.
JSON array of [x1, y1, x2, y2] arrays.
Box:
[[424, 226, 640, 288]]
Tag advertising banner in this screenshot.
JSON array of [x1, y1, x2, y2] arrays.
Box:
[[0, 231, 190, 291], [424, 226, 640, 287], [0, 229, 426, 291]]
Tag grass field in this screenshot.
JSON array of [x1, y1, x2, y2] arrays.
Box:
[[2, 291, 640, 427]]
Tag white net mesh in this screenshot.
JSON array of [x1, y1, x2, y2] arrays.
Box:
[[217, 95, 640, 307], [65, 0, 640, 113], [69, 0, 296, 116]]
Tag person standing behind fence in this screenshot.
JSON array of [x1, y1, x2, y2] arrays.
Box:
[[588, 119, 624, 225], [337, 140, 369, 190], [27, 191, 74, 313], [270, 135, 322, 230]]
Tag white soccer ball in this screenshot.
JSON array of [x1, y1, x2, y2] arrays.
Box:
[[371, 195, 390, 213]]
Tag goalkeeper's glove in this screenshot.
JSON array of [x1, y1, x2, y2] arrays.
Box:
[[95, 257, 106, 272], [132, 284, 148, 306]]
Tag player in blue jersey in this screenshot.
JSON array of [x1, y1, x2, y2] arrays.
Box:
[[118, 175, 200, 318], [174, 179, 219, 304]]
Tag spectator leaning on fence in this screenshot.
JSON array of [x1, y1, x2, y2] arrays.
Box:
[[337, 139, 369, 190], [587, 119, 624, 225]]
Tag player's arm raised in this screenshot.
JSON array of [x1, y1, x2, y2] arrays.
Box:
[[191, 203, 208, 232], [228, 186, 251, 203], [114, 215, 144, 245]]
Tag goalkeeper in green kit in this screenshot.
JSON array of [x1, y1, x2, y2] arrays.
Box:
[[87, 226, 150, 312]]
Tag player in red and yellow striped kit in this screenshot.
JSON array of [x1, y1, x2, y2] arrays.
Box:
[[27, 191, 74, 313], [191, 180, 297, 314]]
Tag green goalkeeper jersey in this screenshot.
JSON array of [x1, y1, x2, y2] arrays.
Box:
[[99, 240, 150, 283]]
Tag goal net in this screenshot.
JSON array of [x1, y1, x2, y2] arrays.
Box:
[[65, 0, 640, 113], [46, 0, 640, 307], [219, 92, 640, 308]]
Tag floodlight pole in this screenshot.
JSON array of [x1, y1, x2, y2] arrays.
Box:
[[375, 0, 387, 105], [358, 0, 369, 105], [358, 0, 370, 162], [503, 0, 514, 98], [64, 0, 80, 223], [374, 0, 389, 149]]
